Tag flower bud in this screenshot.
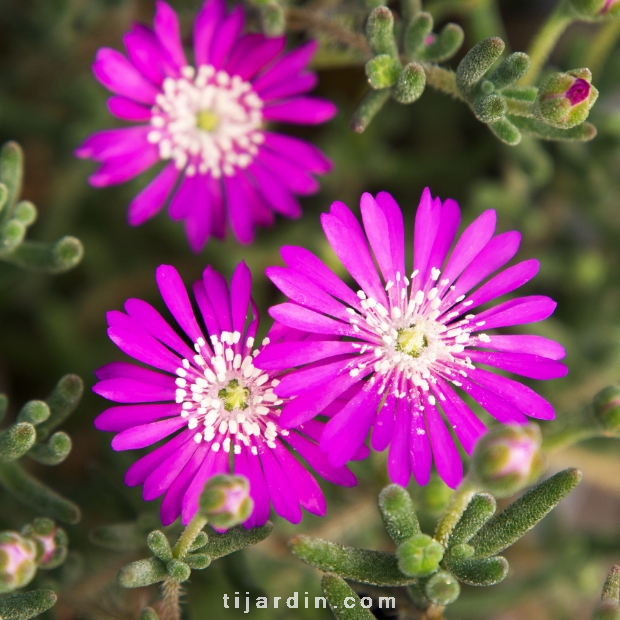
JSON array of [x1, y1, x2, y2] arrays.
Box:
[[593, 385, 620, 432], [471, 424, 547, 498], [569, 0, 620, 18], [425, 569, 461, 605], [199, 474, 253, 530], [21, 518, 68, 569], [396, 534, 444, 578], [535, 69, 598, 129], [0, 532, 38, 593]]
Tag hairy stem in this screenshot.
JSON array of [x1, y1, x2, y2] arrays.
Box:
[[161, 578, 181, 620], [521, 0, 574, 86], [421, 63, 463, 100], [285, 7, 370, 55], [434, 476, 479, 547], [584, 18, 620, 77], [173, 513, 208, 559]]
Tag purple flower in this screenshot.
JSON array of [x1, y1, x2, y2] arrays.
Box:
[[256, 189, 567, 489], [93, 262, 362, 527], [76, 0, 336, 251]]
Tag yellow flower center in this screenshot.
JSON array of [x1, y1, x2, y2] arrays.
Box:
[[396, 324, 429, 358], [218, 379, 250, 412], [196, 110, 219, 132]]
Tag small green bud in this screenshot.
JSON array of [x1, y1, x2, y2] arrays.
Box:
[[199, 474, 253, 530], [13, 201, 36, 226], [17, 401, 50, 426], [0, 422, 36, 462], [490, 52, 530, 90], [0, 589, 57, 620], [403, 12, 433, 59], [0, 532, 38, 593], [396, 534, 444, 578], [118, 557, 167, 588], [185, 553, 211, 570], [473, 93, 507, 123], [425, 570, 460, 605], [480, 80, 495, 95], [456, 37, 505, 98], [147, 530, 173, 562], [366, 6, 398, 57], [22, 518, 68, 570], [570, 0, 620, 18], [141, 607, 160, 620], [392, 63, 426, 104], [166, 558, 191, 583], [365, 55, 402, 89], [593, 386, 620, 432], [472, 424, 546, 497], [535, 69, 598, 129]]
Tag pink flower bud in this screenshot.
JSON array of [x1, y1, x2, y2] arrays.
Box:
[[0, 532, 38, 593]]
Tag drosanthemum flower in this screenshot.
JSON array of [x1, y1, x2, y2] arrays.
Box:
[[255, 189, 567, 489], [93, 262, 363, 527], [76, 0, 336, 251]]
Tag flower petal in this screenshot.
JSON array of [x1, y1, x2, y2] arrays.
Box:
[[262, 97, 337, 125], [112, 416, 187, 450], [154, 1, 187, 71], [128, 163, 180, 226]]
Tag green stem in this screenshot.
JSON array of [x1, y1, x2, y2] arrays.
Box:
[[521, 0, 574, 86], [161, 577, 181, 620], [421, 63, 464, 100], [542, 426, 602, 452], [584, 18, 620, 77], [506, 98, 535, 116], [434, 476, 480, 547], [173, 512, 208, 560]]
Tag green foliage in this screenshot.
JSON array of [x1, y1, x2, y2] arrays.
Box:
[[0, 142, 83, 273], [117, 557, 167, 589], [468, 469, 582, 559], [321, 573, 376, 619], [594, 566, 620, 619], [378, 484, 421, 545], [445, 493, 496, 549], [0, 590, 57, 620], [366, 6, 398, 57], [290, 535, 416, 586]]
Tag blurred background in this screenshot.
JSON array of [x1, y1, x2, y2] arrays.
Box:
[[1, 0, 620, 617]]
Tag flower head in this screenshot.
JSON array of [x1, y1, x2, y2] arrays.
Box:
[[76, 0, 336, 251], [535, 68, 598, 129], [94, 262, 362, 527], [0, 532, 37, 594], [256, 189, 567, 489]]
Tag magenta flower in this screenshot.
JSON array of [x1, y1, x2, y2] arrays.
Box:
[[255, 189, 567, 489], [76, 0, 336, 251], [93, 262, 362, 527]]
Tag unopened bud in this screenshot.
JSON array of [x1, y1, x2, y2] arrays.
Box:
[[535, 69, 598, 129], [570, 0, 620, 17], [425, 569, 461, 605], [0, 532, 38, 593], [396, 534, 444, 578], [593, 385, 620, 432], [199, 474, 253, 530], [21, 518, 68, 569], [471, 424, 547, 498]]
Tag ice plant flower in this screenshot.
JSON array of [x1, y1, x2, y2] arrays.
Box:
[[75, 0, 336, 251], [256, 189, 567, 489], [0, 532, 37, 594], [93, 262, 362, 527]]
